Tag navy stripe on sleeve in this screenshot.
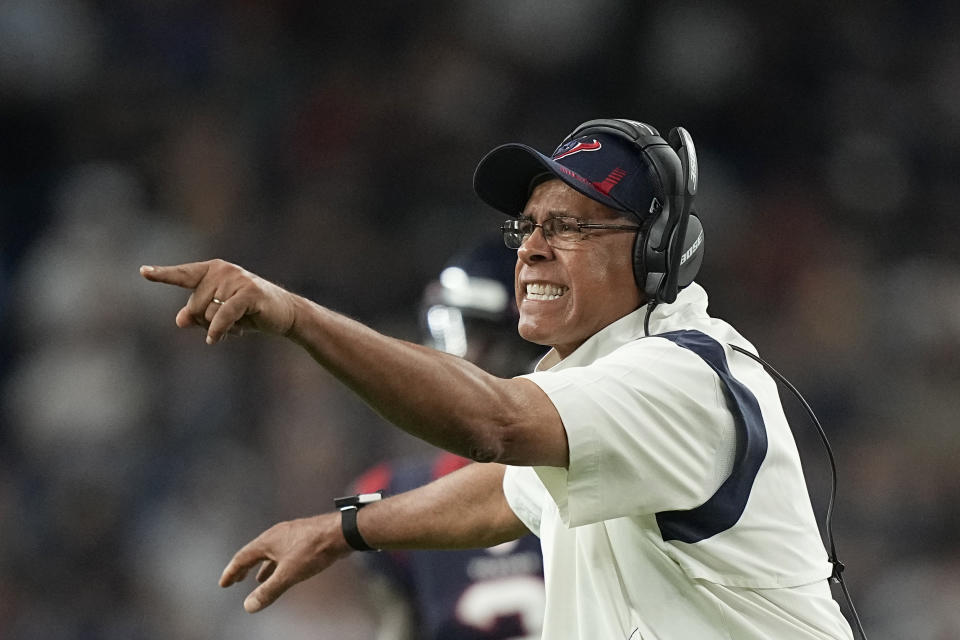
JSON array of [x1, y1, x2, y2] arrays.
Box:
[[653, 330, 768, 543]]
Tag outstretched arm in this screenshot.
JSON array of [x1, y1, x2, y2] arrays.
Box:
[[220, 462, 526, 613], [140, 259, 568, 467]]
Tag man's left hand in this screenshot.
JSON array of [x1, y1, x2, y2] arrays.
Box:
[[219, 512, 352, 613]]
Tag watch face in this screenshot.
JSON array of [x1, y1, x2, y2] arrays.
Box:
[[334, 491, 382, 510]]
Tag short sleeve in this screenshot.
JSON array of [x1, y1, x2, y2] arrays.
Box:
[[522, 337, 736, 528], [502, 465, 549, 537]]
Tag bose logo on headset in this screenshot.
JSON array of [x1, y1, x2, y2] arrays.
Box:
[[679, 228, 704, 267]]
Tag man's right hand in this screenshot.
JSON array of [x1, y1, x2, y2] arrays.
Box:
[[140, 259, 300, 344]]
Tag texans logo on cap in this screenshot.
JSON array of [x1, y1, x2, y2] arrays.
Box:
[[553, 139, 601, 161], [473, 130, 659, 222]]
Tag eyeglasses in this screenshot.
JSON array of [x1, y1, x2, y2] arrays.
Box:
[[500, 216, 641, 250]]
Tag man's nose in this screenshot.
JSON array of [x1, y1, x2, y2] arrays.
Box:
[[517, 225, 553, 263]]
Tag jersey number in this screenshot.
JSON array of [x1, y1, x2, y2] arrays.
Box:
[[455, 575, 545, 639]]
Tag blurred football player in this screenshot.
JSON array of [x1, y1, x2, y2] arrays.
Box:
[[352, 240, 546, 640]]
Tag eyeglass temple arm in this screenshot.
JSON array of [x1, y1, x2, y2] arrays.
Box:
[[578, 223, 642, 230]]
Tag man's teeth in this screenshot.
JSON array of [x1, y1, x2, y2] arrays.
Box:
[[526, 283, 568, 300]]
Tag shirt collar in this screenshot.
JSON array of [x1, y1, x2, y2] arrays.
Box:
[[533, 283, 710, 372]]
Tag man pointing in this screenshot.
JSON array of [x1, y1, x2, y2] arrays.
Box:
[[143, 118, 853, 639]]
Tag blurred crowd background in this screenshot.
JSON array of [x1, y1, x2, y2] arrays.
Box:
[[2, 1, 959, 638]]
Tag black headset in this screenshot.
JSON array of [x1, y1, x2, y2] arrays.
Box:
[[559, 119, 704, 305]]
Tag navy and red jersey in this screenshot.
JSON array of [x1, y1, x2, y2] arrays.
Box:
[[353, 452, 545, 640]]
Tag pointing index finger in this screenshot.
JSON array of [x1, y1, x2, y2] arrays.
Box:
[[140, 262, 211, 289]]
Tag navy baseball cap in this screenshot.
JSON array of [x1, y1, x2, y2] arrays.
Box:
[[473, 130, 662, 222]]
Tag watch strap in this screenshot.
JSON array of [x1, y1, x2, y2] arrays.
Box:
[[340, 505, 378, 552]]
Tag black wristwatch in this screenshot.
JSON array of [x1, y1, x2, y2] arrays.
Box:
[[334, 491, 383, 552]]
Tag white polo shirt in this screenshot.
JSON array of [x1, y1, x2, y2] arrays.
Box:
[[502, 283, 854, 640]]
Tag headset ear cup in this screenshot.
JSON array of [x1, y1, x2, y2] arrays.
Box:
[[634, 215, 667, 303], [632, 226, 649, 296], [676, 213, 704, 289]]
